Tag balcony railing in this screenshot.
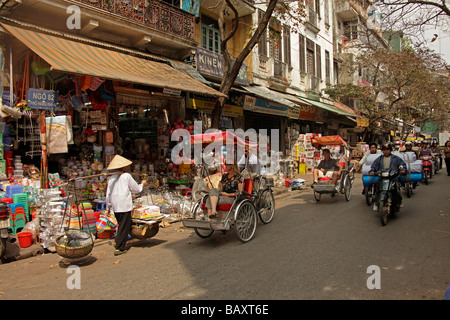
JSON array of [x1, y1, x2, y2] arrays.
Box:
[[75, 0, 194, 40], [305, 8, 320, 33], [273, 59, 286, 79], [308, 74, 320, 92]]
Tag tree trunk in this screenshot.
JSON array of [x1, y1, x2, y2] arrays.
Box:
[[210, 0, 279, 129]]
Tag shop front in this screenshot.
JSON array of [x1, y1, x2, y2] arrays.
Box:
[[0, 22, 225, 251]]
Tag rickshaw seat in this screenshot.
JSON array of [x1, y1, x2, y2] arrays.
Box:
[[201, 203, 233, 211], [243, 178, 253, 195]]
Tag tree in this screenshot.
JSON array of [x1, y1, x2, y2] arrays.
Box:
[[209, 0, 306, 129], [325, 44, 449, 141]]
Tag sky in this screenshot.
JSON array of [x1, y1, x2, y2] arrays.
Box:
[[423, 25, 450, 65]]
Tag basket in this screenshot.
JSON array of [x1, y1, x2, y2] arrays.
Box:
[[130, 222, 159, 240], [54, 232, 94, 259]]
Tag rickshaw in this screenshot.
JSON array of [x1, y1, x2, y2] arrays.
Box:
[[310, 135, 354, 202], [182, 131, 275, 242]]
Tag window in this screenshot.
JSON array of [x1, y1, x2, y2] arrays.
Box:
[[269, 19, 281, 61], [316, 44, 321, 80], [306, 39, 315, 76], [201, 15, 221, 53], [325, 50, 331, 84], [283, 25, 291, 66], [343, 19, 358, 40], [324, 0, 329, 26], [161, 0, 181, 7], [299, 34, 306, 73], [258, 10, 267, 57]]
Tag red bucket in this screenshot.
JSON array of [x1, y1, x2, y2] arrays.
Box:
[[17, 232, 33, 248]]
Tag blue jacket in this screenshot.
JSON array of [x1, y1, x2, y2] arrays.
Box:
[[370, 154, 407, 174]]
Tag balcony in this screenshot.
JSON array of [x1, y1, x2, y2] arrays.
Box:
[[268, 59, 290, 90], [74, 0, 195, 41], [307, 74, 320, 93], [305, 8, 320, 33]]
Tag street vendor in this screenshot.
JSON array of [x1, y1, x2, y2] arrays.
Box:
[[311, 149, 343, 188], [205, 162, 243, 220], [106, 155, 147, 256]]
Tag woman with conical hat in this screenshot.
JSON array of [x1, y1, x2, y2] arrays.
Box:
[[106, 155, 147, 256]]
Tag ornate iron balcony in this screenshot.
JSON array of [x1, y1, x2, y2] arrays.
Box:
[[75, 0, 194, 40]]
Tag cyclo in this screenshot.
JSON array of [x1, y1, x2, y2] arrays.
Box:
[[310, 135, 354, 202], [182, 131, 275, 242]]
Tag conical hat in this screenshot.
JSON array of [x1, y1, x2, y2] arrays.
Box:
[[107, 155, 132, 170]]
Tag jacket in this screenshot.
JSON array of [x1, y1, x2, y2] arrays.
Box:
[[370, 154, 407, 174]]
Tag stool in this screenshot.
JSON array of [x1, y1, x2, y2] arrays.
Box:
[[95, 201, 107, 212], [9, 206, 26, 234], [5, 185, 23, 198], [12, 192, 29, 218]]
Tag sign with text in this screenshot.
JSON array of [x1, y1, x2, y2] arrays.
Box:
[[196, 47, 247, 85], [27, 88, 57, 110]]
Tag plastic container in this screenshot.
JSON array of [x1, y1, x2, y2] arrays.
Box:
[[17, 231, 33, 248]]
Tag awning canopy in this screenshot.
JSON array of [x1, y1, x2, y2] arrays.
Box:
[[297, 96, 356, 118], [2, 23, 225, 98], [241, 85, 298, 108]]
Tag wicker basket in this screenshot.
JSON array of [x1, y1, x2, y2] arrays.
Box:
[[130, 222, 160, 240], [54, 234, 94, 259]]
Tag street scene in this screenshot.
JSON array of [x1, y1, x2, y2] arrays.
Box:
[[0, 167, 449, 300], [0, 0, 449, 304]]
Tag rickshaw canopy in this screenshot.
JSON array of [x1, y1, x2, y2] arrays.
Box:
[[190, 131, 258, 148], [311, 135, 348, 148]]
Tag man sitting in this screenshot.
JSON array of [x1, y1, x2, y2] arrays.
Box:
[[311, 149, 343, 188]]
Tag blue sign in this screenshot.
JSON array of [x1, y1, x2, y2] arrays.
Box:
[[27, 88, 57, 110]]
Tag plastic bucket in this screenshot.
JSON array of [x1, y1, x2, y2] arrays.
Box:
[[17, 232, 33, 248]]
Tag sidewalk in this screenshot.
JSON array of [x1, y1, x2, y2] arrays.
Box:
[[2, 174, 315, 264]]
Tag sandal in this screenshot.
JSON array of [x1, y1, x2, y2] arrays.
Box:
[[209, 214, 217, 219]]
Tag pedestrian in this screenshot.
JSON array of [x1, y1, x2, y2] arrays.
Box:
[[444, 141, 450, 176], [106, 155, 147, 256]]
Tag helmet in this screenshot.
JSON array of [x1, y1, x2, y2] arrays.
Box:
[[405, 141, 413, 146], [382, 143, 393, 150]]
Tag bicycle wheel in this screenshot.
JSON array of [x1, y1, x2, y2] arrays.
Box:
[[257, 189, 275, 224], [234, 201, 257, 243], [344, 176, 352, 201], [192, 202, 214, 239]]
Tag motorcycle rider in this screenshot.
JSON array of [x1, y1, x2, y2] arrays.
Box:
[[401, 141, 419, 188], [431, 140, 442, 169], [369, 143, 407, 211], [359, 142, 381, 194], [419, 140, 435, 176]]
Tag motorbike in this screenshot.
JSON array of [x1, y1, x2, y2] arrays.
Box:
[[374, 169, 404, 226], [420, 155, 433, 185], [432, 152, 441, 173]]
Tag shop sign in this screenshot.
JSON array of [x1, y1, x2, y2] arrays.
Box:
[[188, 98, 243, 116], [196, 47, 247, 85], [27, 88, 57, 110], [288, 107, 300, 119], [356, 118, 369, 127], [298, 104, 317, 121], [163, 88, 181, 96], [243, 95, 288, 117]]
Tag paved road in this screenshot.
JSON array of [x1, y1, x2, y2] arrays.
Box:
[[1, 171, 449, 301]]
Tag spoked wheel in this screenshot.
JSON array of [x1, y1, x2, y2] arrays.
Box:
[[365, 185, 374, 206], [314, 190, 321, 202], [257, 189, 275, 224], [192, 202, 214, 239], [234, 201, 257, 243], [344, 176, 352, 201], [379, 199, 390, 226]]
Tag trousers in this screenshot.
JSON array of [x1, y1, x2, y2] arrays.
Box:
[[113, 211, 132, 250]]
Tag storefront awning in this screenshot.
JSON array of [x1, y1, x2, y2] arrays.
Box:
[[2, 23, 226, 98], [297, 96, 356, 118], [241, 85, 298, 109]]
